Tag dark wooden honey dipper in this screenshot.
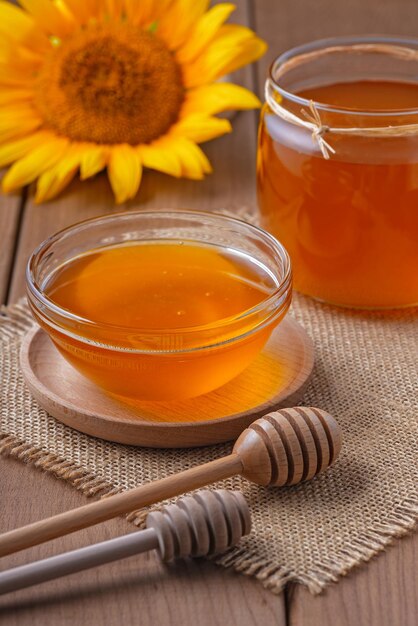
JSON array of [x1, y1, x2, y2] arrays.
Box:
[[0, 407, 341, 558], [0, 490, 251, 595]]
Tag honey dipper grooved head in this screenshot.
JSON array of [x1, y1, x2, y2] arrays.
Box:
[[146, 489, 251, 561], [233, 407, 342, 487]]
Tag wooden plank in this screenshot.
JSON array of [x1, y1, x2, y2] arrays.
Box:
[[252, 1, 418, 625], [0, 189, 23, 304], [0, 456, 284, 626], [252, 0, 418, 83], [288, 532, 418, 626]]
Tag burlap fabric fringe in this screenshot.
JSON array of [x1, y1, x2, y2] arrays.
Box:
[[266, 43, 418, 158], [1, 293, 417, 594]]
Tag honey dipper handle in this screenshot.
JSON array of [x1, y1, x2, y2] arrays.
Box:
[[0, 528, 159, 596], [0, 455, 242, 558]]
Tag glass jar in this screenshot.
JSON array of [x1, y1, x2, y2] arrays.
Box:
[[257, 36, 418, 308]]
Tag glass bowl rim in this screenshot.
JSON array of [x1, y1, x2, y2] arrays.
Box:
[[269, 34, 418, 118], [27, 209, 292, 352]]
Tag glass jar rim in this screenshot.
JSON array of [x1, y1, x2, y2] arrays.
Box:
[[269, 34, 418, 118], [27, 209, 292, 353]]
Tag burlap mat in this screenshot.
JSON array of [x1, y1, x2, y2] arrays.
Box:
[[1, 298, 417, 594]]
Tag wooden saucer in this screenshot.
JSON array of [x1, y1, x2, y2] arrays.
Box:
[[20, 319, 314, 448]]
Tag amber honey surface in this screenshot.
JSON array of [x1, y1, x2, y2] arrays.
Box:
[[257, 80, 418, 308], [43, 242, 279, 401]]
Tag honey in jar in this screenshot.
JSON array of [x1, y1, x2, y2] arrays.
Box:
[[257, 38, 418, 308], [40, 239, 288, 401]]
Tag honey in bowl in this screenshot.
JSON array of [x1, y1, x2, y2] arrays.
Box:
[[257, 38, 418, 308], [45, 242, 280, 400], [27, 211, 292, 402]]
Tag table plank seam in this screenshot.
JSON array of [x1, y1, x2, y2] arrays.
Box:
[[5, 188, 27, 306]]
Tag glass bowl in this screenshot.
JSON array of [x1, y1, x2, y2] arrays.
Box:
[[26, 210, 292, 401]]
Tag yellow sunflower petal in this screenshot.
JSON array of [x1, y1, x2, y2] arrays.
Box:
[[169, 138, 204, 179], [35, 167, 77, 203], [139, 139, 182, 178], [2, 137, 69, 192], [183, 25, 267, 87], [62, 0, 92, 23], [0, 65, 36, 87], [124, 0, 171, 26], [104, 0, 124, 18], [177, 138, 212, 175], [163, 137, 212, 179], [0, 120, 42, 143], [12, 46, 43, 69], [108, 144, 143, 204], [0, 131, 52, 168], [0, 89, 34, 106], [123, 0, 149, 24], [218, 36, 267, 77], [0, 1, 49, 51], [0, 0, 33, 37], [18, 0, 75, 37], [80, 145, 109, 179], [35, 145, 82, 203], [170, 115, 231, 143], [176, 3, 236, 64], [53, 0, 74, 21], [211, 24, 264, 49], [182, 83, 261, 117], [157, 0, 210, 50], [83, 0, 102, 18], [191, 144, 212, 175], [0, 106, 42, 141], [0, 37, 42, 72]]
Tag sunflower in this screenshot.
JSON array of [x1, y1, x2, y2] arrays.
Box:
[[0, 0, 266, 203]]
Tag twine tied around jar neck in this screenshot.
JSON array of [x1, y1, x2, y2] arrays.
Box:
[[265, 42, 418, 159]]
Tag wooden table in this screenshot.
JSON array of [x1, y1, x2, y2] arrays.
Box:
[[0, 1, 417, 624]]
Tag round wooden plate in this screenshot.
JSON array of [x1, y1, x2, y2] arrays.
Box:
[[20, 319, 314, 448]]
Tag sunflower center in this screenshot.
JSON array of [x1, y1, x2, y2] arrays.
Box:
[[35, 24, 184, 145]]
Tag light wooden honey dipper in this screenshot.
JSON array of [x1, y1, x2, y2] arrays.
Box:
[[0, 407, 341, 558], [0, 490, 251, 595]]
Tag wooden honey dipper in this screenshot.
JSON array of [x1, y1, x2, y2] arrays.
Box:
[[0, 407, 341, 558], [0, 490, 251, 595]]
